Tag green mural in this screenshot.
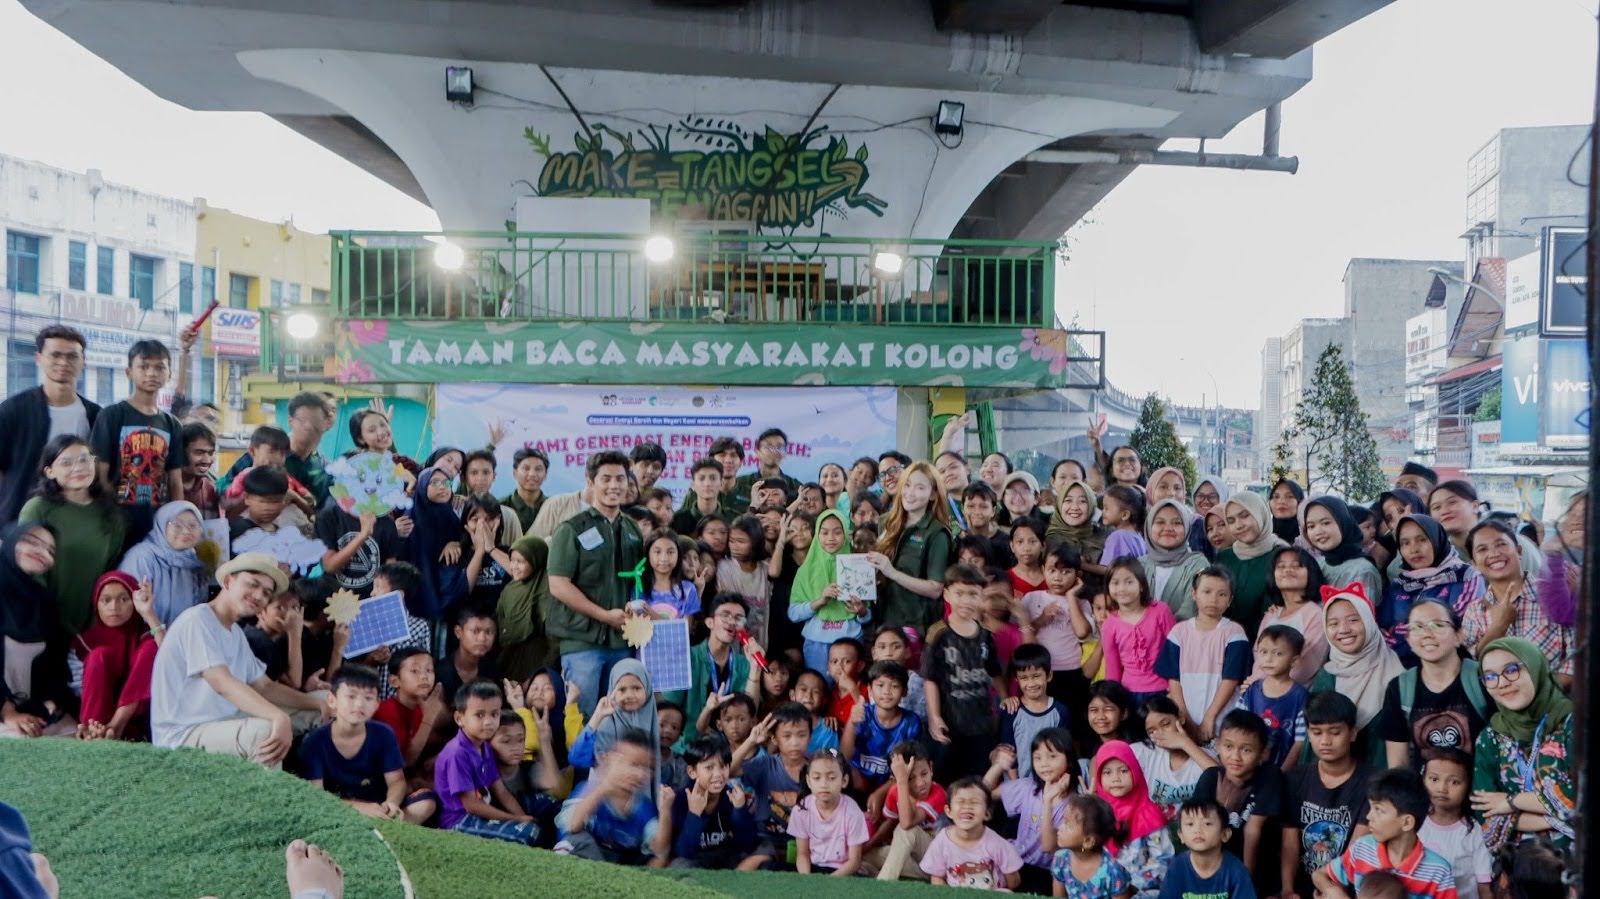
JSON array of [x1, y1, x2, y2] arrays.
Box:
[[524, 118, 887, 231]]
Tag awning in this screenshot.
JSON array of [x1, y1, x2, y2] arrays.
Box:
[[1430, 354, 1501, 385]]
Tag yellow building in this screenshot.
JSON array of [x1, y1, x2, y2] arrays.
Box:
[[193, 200, 330, 435]]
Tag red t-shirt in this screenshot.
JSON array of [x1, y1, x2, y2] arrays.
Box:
[[884, 782, 948, 831], [830, 684, 861, 726], [374, 697, 424, 749], [1007, 568, 1045, 598]]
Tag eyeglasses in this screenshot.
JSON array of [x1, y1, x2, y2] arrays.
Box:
[[880, 466, 904, 478], [53, 453, 96, 470], [1481, 663, 1525, 688], [167, 519, 204, 535], [714, 610, 747, 625], [759, 442, 787, 453]]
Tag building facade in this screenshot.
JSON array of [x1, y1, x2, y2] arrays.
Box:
[[1, 155, 198, 403], [1257, 336, 1281, 478]]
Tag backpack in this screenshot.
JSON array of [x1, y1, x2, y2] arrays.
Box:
[[1397, 657, 1492, 722]]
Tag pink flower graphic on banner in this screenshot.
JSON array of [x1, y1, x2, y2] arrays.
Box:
[[348, 320, 389, 346], [1019, 328, 1072, 375], [334, 357, 375, 385]]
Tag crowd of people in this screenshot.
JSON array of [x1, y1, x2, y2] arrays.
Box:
[[0, 323, 1584, 899]]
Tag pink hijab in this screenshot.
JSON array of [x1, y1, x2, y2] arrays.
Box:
[[1092, 740, 1168, 852]]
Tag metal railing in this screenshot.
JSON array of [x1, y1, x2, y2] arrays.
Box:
[[329, 231, 1057, 328]]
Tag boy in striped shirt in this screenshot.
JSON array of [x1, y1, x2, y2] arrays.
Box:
[[1313, 769, 1458, 899]]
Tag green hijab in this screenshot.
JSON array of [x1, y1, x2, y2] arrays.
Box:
[[1483, 636, 1573, 743], [1046, 480, 1105, 551], [793, 510, 854, 622], [496, 535, 554, 681]]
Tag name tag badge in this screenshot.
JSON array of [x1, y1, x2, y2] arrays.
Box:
[[578, 527, 604, 551], [909, 534, 925, 545]]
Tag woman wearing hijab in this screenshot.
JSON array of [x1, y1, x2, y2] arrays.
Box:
[[1091, 740, 1176, 899], [1138, 499, 1208, 620], [116, 501, 208, 627], [1378, 514, 1485, 664], [1142, 467, 1187, 505], [0, 522, 59, 708], [1310, 584, 1405, 767], [496, 535, 554, 682], [73, 571, 162, 738], [1188, 478, 1226, 560], [1471, 636, 1574, 852], [1375, 488, 1429, 579], [403, 466, 470, 625], [1046, 480, 1108, 580], [1300, 497, 1382, 600], [1268, 479, 1304, 545], [1214, 492, 1288, 639], [570, 658, 660, 797]]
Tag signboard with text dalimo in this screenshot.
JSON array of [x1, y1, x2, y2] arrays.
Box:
[[1541, 227, 1587, 337], [210, 308, 261, 357]]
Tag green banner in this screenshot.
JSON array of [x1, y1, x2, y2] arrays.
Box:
[[332, 319, 1078, 388]]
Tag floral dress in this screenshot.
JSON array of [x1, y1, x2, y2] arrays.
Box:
[[1114, 827, 1176, 899], [1051, 849, 1133, 899], [1472, 714, 1574, 852]]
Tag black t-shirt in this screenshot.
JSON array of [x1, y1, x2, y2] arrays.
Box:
[[242, 624, 327, 684], [920, 623, 1000, 737], [768, 551, 803, 656], [1194, 765, 1285, 895], [1285, 763, 1370, 880], [315, 506, 404, 596], [1379, 674, 1489, 772], [89, 402, 185, 508], [468, 553, 509, 608]]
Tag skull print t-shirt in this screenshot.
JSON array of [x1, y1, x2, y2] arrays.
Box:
[[89, 402, 186, 508], [1379, 672, 1489, 771]]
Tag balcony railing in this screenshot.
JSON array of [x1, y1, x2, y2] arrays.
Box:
[[330, 231, 1056, 328]]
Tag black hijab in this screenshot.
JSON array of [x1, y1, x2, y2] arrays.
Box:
[[1374, 488, 1427, 552], [0, 522, 56, 644], [1303, 496, 1366, 567], [1271, 478, 1305, 543]]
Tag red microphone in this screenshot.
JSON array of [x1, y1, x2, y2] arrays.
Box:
[[735, 627, 768, 672]]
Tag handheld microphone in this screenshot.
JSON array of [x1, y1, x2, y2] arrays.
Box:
[[735, 627, 768, 672]]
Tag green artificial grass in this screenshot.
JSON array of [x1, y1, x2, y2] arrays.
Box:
[[0, 738, 943, 897]]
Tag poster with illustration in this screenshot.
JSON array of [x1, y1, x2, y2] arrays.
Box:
[[327, 452, 414, 517], [835, 554, 877, 603], [432, 384, 898, 499]]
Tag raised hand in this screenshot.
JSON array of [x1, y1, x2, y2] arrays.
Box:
[[848, 699, 867, 726], [748, 713, 776, 746], [991, 744, 1017, 771], [134, 580, 159, 627], [487, 419, 509, 449], [687, 780, 709, 815], [535, 706, 554, 741], [589, 696, 617, 729], [890, 751, 913, 783], [727, 781, 748, 809], [503, 678, 527, 711], [422, 684, 448, 724]]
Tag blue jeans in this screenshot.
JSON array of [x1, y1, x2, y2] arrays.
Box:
[[453, 813, 538, 846], [562, 647, 635, 718]]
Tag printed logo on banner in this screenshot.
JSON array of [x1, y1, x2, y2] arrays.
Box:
[[434, 383, 898, 499], [210, 308, 262, 357]]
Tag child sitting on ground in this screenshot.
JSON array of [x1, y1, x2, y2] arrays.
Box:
[[435, 605, 500, 704], [789, 748, 870, 876], [657, 702, 690, 791], [919, 777, 1024, 890], [556, 728, 672, 865], [1050, 794, 1134, 899], [1093, 741, 1177, 898], [1314, 768, 1457, 899], [670, 734, 757, 869], [1417, 748, 1492, 899], [490, 709, 563, 835], [984, 727, 1077, 894], [242, 582, 319, 692], [374, 647, 451, 780], [71, 573, 161, 740], [435, 680, 539, 846], [731, 701, 814, 871], [1160, 799, 1258, 899], [841, 660, 922, 797], [862, 741, 946, 881], [704, 692, 757, 755], [301, 665, 433, 825]]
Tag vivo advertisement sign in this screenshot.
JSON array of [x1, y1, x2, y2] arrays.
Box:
[[1541, 338, 1591, 448], [1499, 336, 1540, 454]]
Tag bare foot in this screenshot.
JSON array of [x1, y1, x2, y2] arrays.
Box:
[[31, 853, 59, 898], [285, 839, 343, 899]]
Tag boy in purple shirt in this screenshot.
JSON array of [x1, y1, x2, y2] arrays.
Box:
[[434, 680, 538, 845]]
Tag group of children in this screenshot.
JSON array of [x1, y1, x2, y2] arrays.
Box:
[[0, 335, 1570, 896]]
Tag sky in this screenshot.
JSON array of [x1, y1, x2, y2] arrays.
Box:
[[0, 0, 1593, 409]]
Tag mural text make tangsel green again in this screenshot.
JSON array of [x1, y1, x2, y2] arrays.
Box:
[[526, 119, 886, 230]]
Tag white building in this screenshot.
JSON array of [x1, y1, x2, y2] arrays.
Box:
[[1, 155, 200, 403], [1257, 336, 1282, 477]]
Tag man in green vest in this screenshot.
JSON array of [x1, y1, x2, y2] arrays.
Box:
[[546, 449, 643, 716]]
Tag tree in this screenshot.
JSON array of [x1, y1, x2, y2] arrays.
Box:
[[1274, 343, 1387, 499], [1473, 384, 1502, 423], [1128, 393, 1198, 489]]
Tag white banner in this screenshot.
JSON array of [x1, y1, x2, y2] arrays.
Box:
[[433, 384, 899, 500]]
